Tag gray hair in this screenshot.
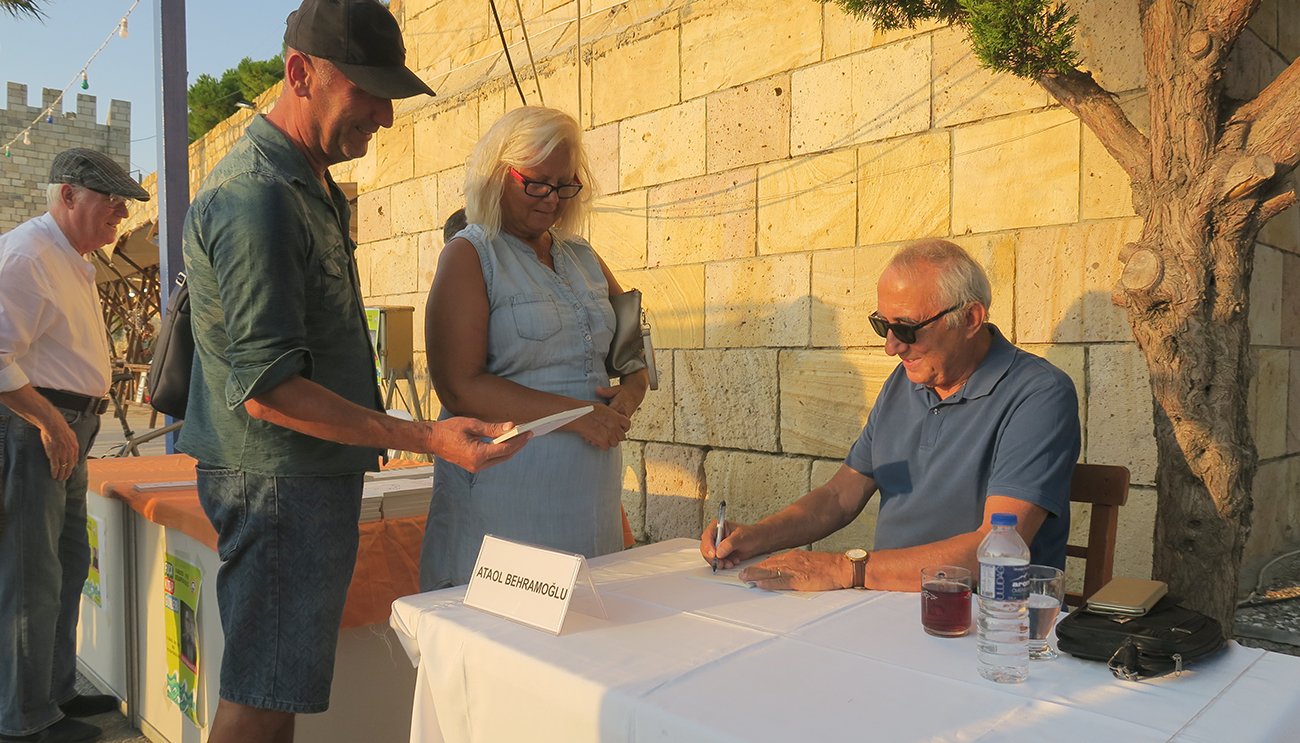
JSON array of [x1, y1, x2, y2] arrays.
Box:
[[887, 239, 992, 328], [46, 182, 70, 208]]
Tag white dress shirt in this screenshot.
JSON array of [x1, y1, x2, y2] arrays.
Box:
[[0, 212, 112, 397]]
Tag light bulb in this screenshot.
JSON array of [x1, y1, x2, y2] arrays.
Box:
[[22, 131, 30, 145], [4, 147, 9, 157], [118, 19, 129, 38], [45, 114, 53, 124], [81, 72, 89, 90]]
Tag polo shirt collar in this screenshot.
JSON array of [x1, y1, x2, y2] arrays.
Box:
[[245, 115, 334, 201], [915, 324, 1015, 404]]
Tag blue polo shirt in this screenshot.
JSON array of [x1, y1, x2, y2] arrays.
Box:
[[844, 325, 1080, 569]]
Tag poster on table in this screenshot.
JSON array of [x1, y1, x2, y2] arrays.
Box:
[[164, 553, 202, 726], [82, 515, 102, 607]]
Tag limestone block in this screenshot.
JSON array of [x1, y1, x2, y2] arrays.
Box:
[[932, 26, 1051, 129], [478, 89, 507, 137], [414, 102, 479, 176], [822, 3, 943, 59], [589, 190, 647, 272], [371, 235, 420, 296], [675, 349, 779, 450], [705, 254, 810, 348], [437, 166, 467, 224], [620, 99, 706, 191], [703, 451, 811, 527], [346, 147, 380, 195], [1087, 344, 1156, 486], [629, 352, 673, 442], [1259, 201, 1300, 255], [407, 0, 493, 74], [757, 150, 856, 255], [583, 123, 619, 197], [1081, 134, 1136, 221], [679, 0, 822, 100], [811, 457, 880, 554], [374, 117, 416, 189], [858, 131, 950, 245], [614, 264, 706, 349], [1283, 252, 1300, 347], [389, 174, 439, 237], [533, 51, 590, 129], [648, 170, 756, 266], [1018, 344, 1088, 458], [357, 187, 392, 244], [1250, 349, 1290, 460], [1068, 483, 1156, 589], [354, 243, 374, 297], [790, 39, 930, 154], [705, 78, 790, 173], [621, 440, 647, 543], [591, 18, 680, 126], [810, 245, 896, 348], [1282, 0, 1300, 61], [1015, 220, 1141, 344], [1291, 350, 1300, 455], [949, 232, 1018, 337], [779, 349, 898, 459], [644, 442, 706, 542], [1241, 458, 1300, 570], [1072, 0, 1145, 93], [417, 231, 440, 297], [952, 108, 1080, 234], [1223, 29, 1290, 101], [1250, 244, 1283, 346]]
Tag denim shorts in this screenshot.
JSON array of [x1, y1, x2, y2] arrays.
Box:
[[195, 464, 363, 714]]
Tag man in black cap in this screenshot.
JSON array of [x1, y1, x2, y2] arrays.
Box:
[[0, 148, 149, 743], [179, 2, 525, 741]]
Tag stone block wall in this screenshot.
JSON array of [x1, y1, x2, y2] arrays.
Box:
[[129, 0, 1300, 595], [0, 83, 133, 233]]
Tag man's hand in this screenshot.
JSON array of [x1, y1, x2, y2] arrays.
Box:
[[739, 550, 853, 592], [700, 518, 765, 569], [423, 417, 529, 472], [40, 416, 81, 481]]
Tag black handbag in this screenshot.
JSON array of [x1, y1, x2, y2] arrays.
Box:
[[605, 289, 658, 390], [1055, 597, 1225, 680], [146, 273, 192, 419]]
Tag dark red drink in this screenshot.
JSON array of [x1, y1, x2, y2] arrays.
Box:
[[922, 579, 972, 637]]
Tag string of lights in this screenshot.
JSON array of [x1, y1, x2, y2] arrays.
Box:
[[3, 0, 140, 158]]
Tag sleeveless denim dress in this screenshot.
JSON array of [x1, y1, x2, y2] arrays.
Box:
[[419, 224, 623, 590]]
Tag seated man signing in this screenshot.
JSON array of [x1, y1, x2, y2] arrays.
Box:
[[701, 239, 1080, 591]]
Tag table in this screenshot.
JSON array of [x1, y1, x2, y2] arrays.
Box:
[[391, 539, 1300, 743], [77, 455, 426, 743]]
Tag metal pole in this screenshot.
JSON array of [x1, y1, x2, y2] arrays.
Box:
[[154, 0, 188, 452]]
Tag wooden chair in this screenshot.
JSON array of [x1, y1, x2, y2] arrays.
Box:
[[1064, 463, 1131, 607]]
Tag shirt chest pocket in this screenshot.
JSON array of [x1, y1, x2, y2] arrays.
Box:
[[314, 246, 354, 307], [510, 293, 562, 341]]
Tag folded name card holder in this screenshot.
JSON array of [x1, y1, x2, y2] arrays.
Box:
[[462, 534, 607, 635]]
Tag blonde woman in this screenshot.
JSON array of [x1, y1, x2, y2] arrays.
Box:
[[420, 106, 648, 589]]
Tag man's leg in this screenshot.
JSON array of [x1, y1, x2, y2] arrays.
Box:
[[50, 413, 99, 707], [208, 700, 294, 743], [0, 407, 70, 737]]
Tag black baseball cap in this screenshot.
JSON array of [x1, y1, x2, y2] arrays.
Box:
[[49, 148, 150, 201], [284, 0, 435, 99]]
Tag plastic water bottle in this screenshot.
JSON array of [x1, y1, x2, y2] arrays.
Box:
[[976, 513, 1030, 683]]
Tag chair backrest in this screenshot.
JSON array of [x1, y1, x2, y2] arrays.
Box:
[[1064, 463, 1131, 607]]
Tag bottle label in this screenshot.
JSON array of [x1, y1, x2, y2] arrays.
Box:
[[980, 562, 1028, 601]]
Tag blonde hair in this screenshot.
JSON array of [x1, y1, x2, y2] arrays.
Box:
[[464, 106, 596, 240], [888, 239, 992, 328]]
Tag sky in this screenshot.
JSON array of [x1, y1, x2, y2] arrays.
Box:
[[0, 0, 300, 177]]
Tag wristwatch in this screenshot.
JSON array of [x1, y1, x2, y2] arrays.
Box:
[[844, 548, 868, 589]]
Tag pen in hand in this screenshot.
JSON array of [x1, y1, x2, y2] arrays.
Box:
[[713, 500, 726, 572]]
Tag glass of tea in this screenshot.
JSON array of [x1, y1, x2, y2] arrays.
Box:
[[1026, 565, 1065, 659], [921, 565, 973, 637]]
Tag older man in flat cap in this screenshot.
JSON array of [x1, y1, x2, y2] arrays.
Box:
[[179, 1, 526, 741], [0, 148, 149, 743]]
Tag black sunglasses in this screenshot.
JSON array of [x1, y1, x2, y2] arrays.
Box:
[[869, 304, 961, 344], [510, 168, 583, 199]]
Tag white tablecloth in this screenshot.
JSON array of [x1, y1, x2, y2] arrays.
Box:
[[390, 539, 1300, 743]]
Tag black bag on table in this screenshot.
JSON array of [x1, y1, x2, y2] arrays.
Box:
[[146, 273, 192, 419], [1055, 596, 1226, 680]]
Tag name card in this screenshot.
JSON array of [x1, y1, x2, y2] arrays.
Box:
[[462, 535, 606, 635]]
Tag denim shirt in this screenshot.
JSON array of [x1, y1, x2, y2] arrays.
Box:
[[177, 115, 384, 476]]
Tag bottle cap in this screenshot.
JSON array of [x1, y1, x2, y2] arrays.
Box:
[[990, 513, 1018, 526]]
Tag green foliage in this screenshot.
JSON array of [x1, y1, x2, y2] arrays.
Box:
[[0, 0, 47, 20], [187, 55, 284, 142], [961, 0, 1079, 77], [827, 0, 1080, 79]]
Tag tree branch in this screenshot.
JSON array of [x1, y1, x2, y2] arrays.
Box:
[[1037, 69, 1151, 184], [1204, 0, 1262, 47], [1260, 188, 1297, 224], [1236, 58, 1300, 169]]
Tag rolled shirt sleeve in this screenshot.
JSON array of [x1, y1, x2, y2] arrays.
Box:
[[0, 253, 50, 393]]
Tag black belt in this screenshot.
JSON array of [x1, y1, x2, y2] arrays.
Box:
[[35, 387, 109, 416]]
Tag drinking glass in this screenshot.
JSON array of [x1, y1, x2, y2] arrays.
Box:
[[1026, 565, 1065, 660], [921, 566, 972, 637]]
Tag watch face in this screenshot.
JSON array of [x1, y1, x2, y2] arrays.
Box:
[[845, 548, 868, 561]]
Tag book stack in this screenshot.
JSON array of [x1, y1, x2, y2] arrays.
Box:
[[360, 478, 433, 521], [359, 487, 385, 523], [365, 465, 436, 482]]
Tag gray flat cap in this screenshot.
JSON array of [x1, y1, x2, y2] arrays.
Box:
[[50, 148, 150, 201]]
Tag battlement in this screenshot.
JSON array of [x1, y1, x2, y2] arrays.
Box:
[[1, 81, 134, 234]]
